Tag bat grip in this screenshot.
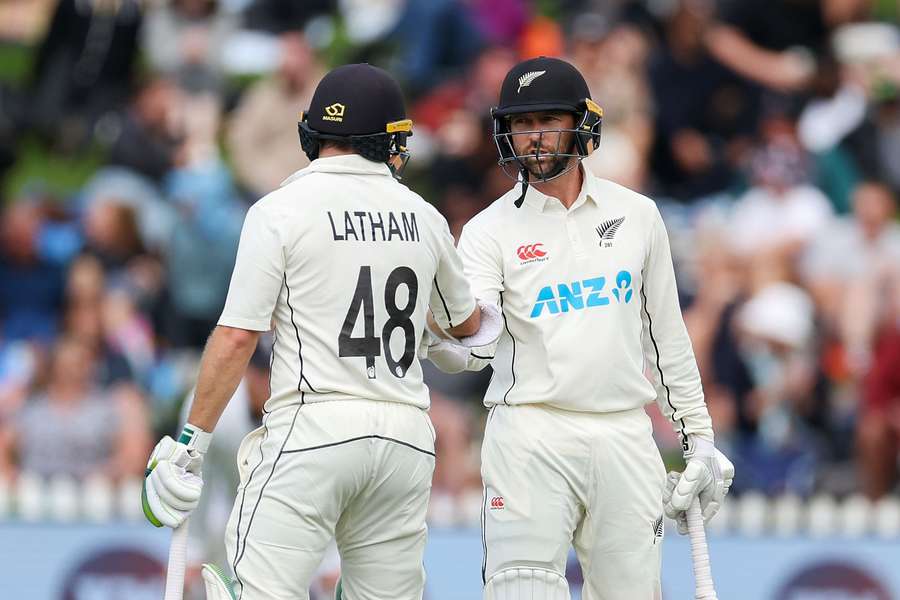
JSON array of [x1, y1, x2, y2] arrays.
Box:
[[164, 520, 189, 600], [687, 500, 717, 600]]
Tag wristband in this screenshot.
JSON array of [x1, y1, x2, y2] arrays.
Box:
[[178, 423, 212, 454]]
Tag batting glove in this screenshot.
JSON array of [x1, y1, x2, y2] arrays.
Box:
[[142, 424, 210, 528], [664, 436, 734, 531], [202, 563, 236, 600], [424, 331, 472, 374], [457, 300, 503, 348]]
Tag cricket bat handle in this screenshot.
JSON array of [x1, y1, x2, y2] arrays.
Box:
[[687, 499, 717, 599], [164, 520, 189, 600]]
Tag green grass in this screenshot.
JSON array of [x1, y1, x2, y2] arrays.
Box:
[[3, 136, 106, 201], [0, 42, 34, 87]]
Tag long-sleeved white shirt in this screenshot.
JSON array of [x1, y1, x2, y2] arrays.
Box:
[[457, 168, 713, 443]]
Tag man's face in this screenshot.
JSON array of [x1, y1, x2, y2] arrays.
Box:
[[853, 183, 896, 234], [507, 111, 576, 180]]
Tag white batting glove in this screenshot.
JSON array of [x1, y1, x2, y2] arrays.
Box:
[[457, 300, 503, 348], [664, 436, 734, 530], [424, 330, 472, 374], [142, 425, 211, 528], [663, 471, 689, 535], [202, 563, 236, 600]]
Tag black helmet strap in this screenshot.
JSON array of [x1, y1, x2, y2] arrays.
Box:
[[514, 169, 529, 208]]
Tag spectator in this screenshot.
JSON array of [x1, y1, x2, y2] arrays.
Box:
[[733, 282, 821, 493], [727, 115, 834, 264], [705, 0, 869, 93], [226, 32, 324, 198], [413, 45, 516, 196], [62, 256, 134, 386], [142, 0, 238, 93], [0, 202, 66, 342], [241, 0, 334, 34], [163, 158, 243, 348], [106, 77, 183, 183], [647, 0, 756, 200], [856, 275, 900, 498], [391, 0, 485, 96], [802, 182, 900, 371], [82, 198, 147, 279], [574, 14, 654, 190], [0, 335, 150, 481], [26, 0, 142, 147]]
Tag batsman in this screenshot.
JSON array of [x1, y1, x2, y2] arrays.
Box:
[[141, 63, 501, 600], [429, 56, 736, 599]]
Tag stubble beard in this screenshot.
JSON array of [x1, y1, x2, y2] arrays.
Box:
[[520, 152, 571, 180]]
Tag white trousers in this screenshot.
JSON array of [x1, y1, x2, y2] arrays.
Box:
[[481, 404, 666, 600], [224, 399, 436, 600]]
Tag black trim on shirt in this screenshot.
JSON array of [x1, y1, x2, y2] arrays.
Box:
[[639, 281, 687, 440], [500, 292, 515, 405], [283, 271, 317, 395], [481, 485, 488, 584], [433, 278, 454, 327], [471, 352, 494, 360]]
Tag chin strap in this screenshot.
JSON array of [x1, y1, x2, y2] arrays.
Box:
[[514, 168, 529, 208]]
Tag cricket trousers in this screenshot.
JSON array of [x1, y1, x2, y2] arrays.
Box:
[[224, 399, 436, 600], [481, 403, 666, 600]]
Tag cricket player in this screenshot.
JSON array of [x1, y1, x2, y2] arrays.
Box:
[[428, 57, 735, 599], [142, 63, 501, 600]]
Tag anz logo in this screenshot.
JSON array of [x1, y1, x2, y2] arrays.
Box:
[[530, 270, 634, 318]]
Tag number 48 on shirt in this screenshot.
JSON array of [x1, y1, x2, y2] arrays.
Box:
[[339, 266, 418, 379]]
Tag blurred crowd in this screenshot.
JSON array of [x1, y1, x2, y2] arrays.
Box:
[[0, 0, 899, 529]]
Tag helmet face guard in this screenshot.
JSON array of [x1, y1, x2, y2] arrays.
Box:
[[492, 98, 603, 183], [298, 113, 413, 178]]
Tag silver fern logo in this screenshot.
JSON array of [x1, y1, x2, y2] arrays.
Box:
[[517, 70, 546, 93], [595, 216, 625, 247], [652, 514, 664, 544]]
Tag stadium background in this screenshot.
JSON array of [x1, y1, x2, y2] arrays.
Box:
[[0, 0, 899, 598]]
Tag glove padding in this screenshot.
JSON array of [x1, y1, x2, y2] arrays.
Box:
[[663, 471, 689, 535], [457, 300, 503, 348], [202, 563, 236, 600], [664, 437, 734, 532], [142, 436, 204, 528], [425, 332, 472, 374]]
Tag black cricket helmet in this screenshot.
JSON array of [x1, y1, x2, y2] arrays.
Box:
[[492, 56, 603, 183], [298, 63, 413, 177]]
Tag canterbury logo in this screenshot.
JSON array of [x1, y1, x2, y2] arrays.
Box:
[[596, 216, 625, 244], [490, 496, 505, 510], [323, 103, 346, 122], [517, 70, 546, 93], [517, 243, 547, 261]]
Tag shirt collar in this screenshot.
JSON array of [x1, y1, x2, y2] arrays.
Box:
[[520, 164, 601, 212], [280, 154, 392, 186]]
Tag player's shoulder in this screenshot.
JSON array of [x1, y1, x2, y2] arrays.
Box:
[[589, 175, 662, 223], [401, 184, 446, 220], [591, 176, 658, 212], [384, 181, 453, 238], [463, 189, 514, 235], [247, 182, 297, 218]]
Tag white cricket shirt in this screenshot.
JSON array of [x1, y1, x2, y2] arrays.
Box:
[[218, 154, 476, 412], [458, 167, 713, 441]]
